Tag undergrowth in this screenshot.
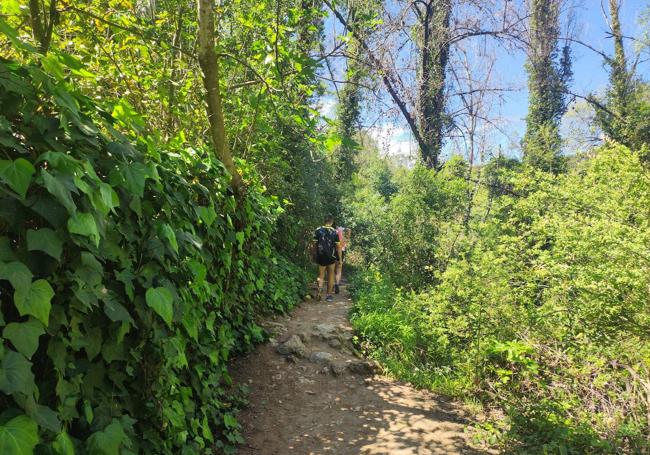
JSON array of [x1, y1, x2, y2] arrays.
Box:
[[0, 50, 305, 453]]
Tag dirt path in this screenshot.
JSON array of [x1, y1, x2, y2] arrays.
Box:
[[230, 285, 480, 455]]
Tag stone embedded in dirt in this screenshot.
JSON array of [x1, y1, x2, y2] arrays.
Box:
[[276, 332, 292, 344], [340, 330, 354, 341], [327, 338, 342, 349], [276, 334, 308, 358], [309, 351, 334, 364], [330, 360, 348, 376], [347, 360, 380, 375], [262, 321, 287, 336], [297, 331, 310, 343], [285, 354, 298, 364], [312, 323, 337, 340], [297, 376, 314, 385]]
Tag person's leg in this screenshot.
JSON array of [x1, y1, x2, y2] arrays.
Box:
[[317, 265, 326, 299], [334, 260, 341, 293], [326, 263, 335, 296]]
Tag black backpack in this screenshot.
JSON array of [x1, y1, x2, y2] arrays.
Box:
[[315, 227, 336, 261]]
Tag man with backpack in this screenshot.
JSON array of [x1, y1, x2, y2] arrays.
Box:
[[312, 216, 342, 302]]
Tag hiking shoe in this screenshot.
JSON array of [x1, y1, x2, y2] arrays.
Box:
[[334, 284, 340, 294], [325, 295, 334, 302]]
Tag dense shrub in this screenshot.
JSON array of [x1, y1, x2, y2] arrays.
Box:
[[0, 54, 304, 453], [349, 145, 650, 453], [343, 151, 468, 289]]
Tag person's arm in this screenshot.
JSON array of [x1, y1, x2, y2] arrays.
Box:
[[310, 230, 318, 258], [335, 234, 343, 259]]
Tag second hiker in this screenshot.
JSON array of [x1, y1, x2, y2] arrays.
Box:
[[312, 215, 342, 302]]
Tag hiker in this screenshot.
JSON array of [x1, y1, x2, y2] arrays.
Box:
[[312, 215, 341, 302], [334, 225, 350, 294]]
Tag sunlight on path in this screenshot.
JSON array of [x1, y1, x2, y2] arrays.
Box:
[[230, 287, 481, 455]]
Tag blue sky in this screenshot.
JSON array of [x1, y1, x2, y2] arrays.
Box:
[[319, 0, 650, 160], [499, 0, 649, 129]]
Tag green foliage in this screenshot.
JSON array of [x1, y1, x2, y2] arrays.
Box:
[[344, 145, 469, 289], [0, 51, 305, 453], [0, 415, 39, 455], [596, 82, 650, 154], [350, 145, 650, 453]]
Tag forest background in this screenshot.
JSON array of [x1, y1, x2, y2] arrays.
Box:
[[0, 0, 649, 454]]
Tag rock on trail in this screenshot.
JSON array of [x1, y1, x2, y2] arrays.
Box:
[[229, 285, 482, 454]]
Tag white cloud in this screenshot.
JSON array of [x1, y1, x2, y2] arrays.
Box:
[[367, 124, 417, 162], [317, 96, 337, 120]]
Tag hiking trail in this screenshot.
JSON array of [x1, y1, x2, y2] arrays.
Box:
[[230, 284, 481, 454]]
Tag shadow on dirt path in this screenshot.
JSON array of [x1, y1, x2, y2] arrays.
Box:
[[230, 285, 484, 454]]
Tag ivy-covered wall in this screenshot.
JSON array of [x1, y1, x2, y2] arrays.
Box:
[[0, 54, 304, 453]]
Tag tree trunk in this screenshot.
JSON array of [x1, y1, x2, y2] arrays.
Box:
[[417, 0, 452, 169], [608, 0, 629, 116], [197, 0, 244, 196], [28, 0, 57, 54]]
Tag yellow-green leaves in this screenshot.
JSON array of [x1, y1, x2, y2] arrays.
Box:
[[0, 415, 39, 455], [146, 287, 174, 327], [0, 158, 35, 199]]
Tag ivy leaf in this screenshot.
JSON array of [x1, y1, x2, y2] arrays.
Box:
[[86, 419, 126, 455], [103, 299, 133, 324], [52, 431, 75, 455], [26, 228, 63, 261], [67, 212, 100, 246], [223, 413, 238, 429], [0, 158, 35, 199], [90, 183, 119, 215], [118, 162, 150, 198], [158, 223, 178, 254], [0, 350, 35, 396], [0, 237, 16, 262], [42, 170, 77, 214], [0, 261, 32, 292], [145, 287, 174, 327], [3, 319, 44, 359], [196, 205, 217, 227], [26, 401, 61, 433], [14, 279, 54, 326], [187, 260, 206, 285], [0, 415, 39, 455]]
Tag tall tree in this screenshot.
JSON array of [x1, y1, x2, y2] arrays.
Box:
[[594, 0, 650, 152], [197, 0, 245, 195], [415, 0, 452, 169], [523, 0, 571, 173], [331, 0, 376, 181]]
